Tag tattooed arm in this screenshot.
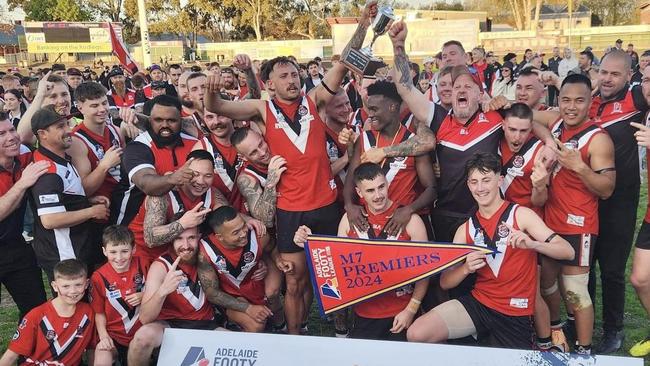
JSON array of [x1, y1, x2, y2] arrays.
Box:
[[389, 20, 436, 126], [237, 164, 284, 228], [197, 252, 250, 312], [143, 195, 184, 248], [244, 68, 262, 100]]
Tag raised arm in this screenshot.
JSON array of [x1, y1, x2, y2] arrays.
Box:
[[204, 61, 266, 123], [17, 71, 51, 144]]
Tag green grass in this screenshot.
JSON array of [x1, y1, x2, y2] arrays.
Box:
[[2, 186, 649, 365]]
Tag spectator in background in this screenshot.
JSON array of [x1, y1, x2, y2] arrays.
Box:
[[572, 50, 598, 87], [417, 73, 430, 94], [304, 60, 323, 94], [471, 47, 488, 89], [631, 50, 650, 86], [3, 89, 26, 128], [490, 61, 516, 100], [628, 43, 640, 69], [409, 62, 420, 86], [51, 64, 66, 78], [484, 51, 500, 92], [558, 47, 578, 78], [518, 48, 534, 73], [615, 38, 623, 50], [547, 47, 562, 106], [422, 56, 435, 81], [584, 46, 600, 66]]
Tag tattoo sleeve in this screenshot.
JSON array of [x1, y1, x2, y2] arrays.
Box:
[[394, 45, 414, 91], [383, 119, 436, 157], [237, 175, 276, 227], [341, 17, 370, 58], [143, 196, 185, 247], [244, 69, 262, 100], [197, 253, 249, 312], [213, 188, 229, 208]]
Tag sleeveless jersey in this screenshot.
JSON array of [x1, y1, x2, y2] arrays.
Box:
[[545, 120, 604, 235], [155, 253, 214, 321], [590, 86, 648, 195], [89, 256, 148, 346], [360, 125, 418, 207], [72, 122, 122, 199], [349, 108, 368, 131], [466, 202, 536, 316], [9, 300, 94, 366], [499, 136, 544, 217], [198, 134, 245, 211], [434, 110, 503, 215], [644, 112, 650, 223], [348, 202, 413, 319], [199, 230, 265, 305], [264, 96, 336, 211], [324, 122, 348, 204]]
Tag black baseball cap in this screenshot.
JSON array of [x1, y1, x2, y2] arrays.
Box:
[[31, 107, 67, 134], [67, 68, 82, 76], [107, 68, 124, 78], [51, 63, 66, 72], [151, 80, 167, 89]]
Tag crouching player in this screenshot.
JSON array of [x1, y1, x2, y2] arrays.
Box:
[[294, 163, 429, 341], [90, 225, 149, 366], [0, 259, 95, 366], [198, 206, 282, 332], [407, 153, 574, 349], [128, 220, 219, 366]]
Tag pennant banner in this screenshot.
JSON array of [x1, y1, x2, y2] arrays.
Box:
[[304, 235, 496, 315], [108, 22, 139, 74]]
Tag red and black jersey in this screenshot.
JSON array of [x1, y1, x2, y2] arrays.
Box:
[[590, 85, 648, 195], [199, 230, 265, 305], [72, 123, 123, 199], [9, 300, 95, 366], [466, 201, 537, 316], [434, 110, 503, 216], [360, 126, 418, 207], [0, 145, 32, 243], [110, 131, 197, 241], [31, 147, 94, 271], [264, 96, 337, 211], [645, 112, 650, 223], [349, 108, 368, 131], [499, 136, 544, 217], [324, 123, 347, 204], [89, 257, 148, 346], [155, 253, 214, 321], [348, 201, 413, 319], [197, 134, 245, 211], [545, 120, 604, 235], [107, 88, 145, 109]]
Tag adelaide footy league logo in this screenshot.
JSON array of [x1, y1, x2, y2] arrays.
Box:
[[320, 278, 342, 300], [180, 347, 210, 366]]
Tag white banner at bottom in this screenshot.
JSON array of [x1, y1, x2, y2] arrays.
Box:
[[158, 329, 643, 366]]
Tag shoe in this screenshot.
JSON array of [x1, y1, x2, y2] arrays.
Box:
[[22, 231, 33, 242], [574, 344, 592, 355], [551, 328, 569, 353], [300, 322, 309, 335], [629, 336, 650, 357], [596, 330, 624, 354], [334, 328, 349, 338]]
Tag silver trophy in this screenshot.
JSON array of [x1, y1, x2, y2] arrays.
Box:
[[343, 5, 396, 75]]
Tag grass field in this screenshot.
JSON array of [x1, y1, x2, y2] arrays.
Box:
[[1, 187, 649, 365]]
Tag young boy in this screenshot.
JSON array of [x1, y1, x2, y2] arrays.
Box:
[[0, 259, 95, 366], [90, 225, 148, 366]]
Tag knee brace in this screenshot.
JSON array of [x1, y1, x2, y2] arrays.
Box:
[[541, 280, 559, 296], [561, 273, 592, 310]]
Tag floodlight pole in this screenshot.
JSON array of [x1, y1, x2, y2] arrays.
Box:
[[137, 0, 152, 67]]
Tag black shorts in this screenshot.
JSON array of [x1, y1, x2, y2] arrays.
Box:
[[349, 313, 406, 342], [166, 318, 219, 330], [276, 202, 341, 253], [636, 221, 650, 250], [457, 294, 534, 350], [559, 233, 597, 267]]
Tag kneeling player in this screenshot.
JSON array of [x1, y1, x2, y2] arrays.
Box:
[[90, 225, 148, 366], [407, 153, 574, 349], [0, 259, 95, 366], [294, 163, 429, 341], [198, 206, 281, 332], [128, 222, 219, 366]]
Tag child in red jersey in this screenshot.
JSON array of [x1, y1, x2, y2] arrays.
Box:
[[0, 259, 95, 366], [90, 225, 148, 366]]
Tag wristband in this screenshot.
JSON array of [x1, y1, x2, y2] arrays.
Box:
[[544, 233, 558, 243], [321, 81, 337, 95]]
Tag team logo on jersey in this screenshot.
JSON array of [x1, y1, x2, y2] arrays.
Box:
[[477, 113, 490, 123], [298, 105, 308, 116], [12, 330, 19, 340], [460, 128, 468, 135], [474, 229, 485, 246], [96, 145, 105, 160], [45, 330, 56, 340], [512, 155, 525, 168], [214, 255, 228, 272], [613, 102, 623, 114], [242, 251, 255, 263], [564, 139, 579, 150], [19, 318, 27, 329], [497, 223, 510, 238]]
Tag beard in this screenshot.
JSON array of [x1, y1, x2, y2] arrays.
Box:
[[150, 128, 181, 146], [113, 82, 126, 96]]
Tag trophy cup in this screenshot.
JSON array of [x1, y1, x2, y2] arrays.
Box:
[[343, 4, 396, 75]]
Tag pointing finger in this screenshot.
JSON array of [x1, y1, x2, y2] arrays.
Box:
[[170, 255, 182, 270]]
